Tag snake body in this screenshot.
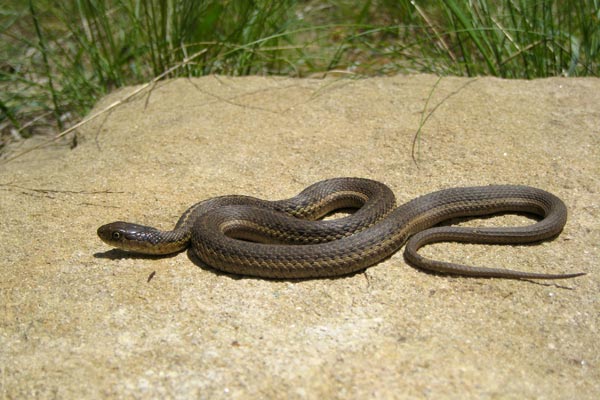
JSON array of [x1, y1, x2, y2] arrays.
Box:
[[97, 178, 584, 280]]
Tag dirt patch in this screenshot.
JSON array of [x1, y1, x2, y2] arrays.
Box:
[[1, 75, 598, 398]]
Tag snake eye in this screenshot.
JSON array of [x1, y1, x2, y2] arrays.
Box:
[[112, 231, 122, 240]]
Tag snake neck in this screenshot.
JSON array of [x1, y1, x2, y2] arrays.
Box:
[[144, 227, 192, 254]]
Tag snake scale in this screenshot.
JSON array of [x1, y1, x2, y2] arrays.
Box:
[[97, 177, 585, 280]]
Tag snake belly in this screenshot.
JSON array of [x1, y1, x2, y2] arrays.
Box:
[[97, 177, 584, 280]]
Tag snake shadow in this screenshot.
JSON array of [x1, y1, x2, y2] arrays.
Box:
[[185, 247, 368, 282], [186, 246, 577, 288], [93, 246, 578, 289], [94, 248, 181, 261]]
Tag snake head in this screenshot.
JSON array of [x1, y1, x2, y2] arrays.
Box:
[[97, 221, 164, 254]]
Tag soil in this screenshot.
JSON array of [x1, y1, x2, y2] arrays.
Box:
[[1, 75, 598, 399]]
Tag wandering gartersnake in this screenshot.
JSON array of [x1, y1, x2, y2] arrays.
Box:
[[97, 177, 584, 280]]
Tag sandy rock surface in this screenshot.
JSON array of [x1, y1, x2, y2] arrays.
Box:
[[1, 75, 599, 398]]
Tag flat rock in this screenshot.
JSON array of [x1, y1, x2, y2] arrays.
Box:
[[1, 75, 598, 398]]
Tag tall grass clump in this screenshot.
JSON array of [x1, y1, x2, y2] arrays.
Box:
[[437, 0, 599, 77], [1, 0, 296, 144], [314, 0, 599, 78]]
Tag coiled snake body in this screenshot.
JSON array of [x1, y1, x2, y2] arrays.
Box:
[[97, 178, 584, 280]]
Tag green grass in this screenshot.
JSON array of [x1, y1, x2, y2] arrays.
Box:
[[1, 0, 598, 150]]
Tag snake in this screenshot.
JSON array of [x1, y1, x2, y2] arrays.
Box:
[[97, 177, 585, 280]]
